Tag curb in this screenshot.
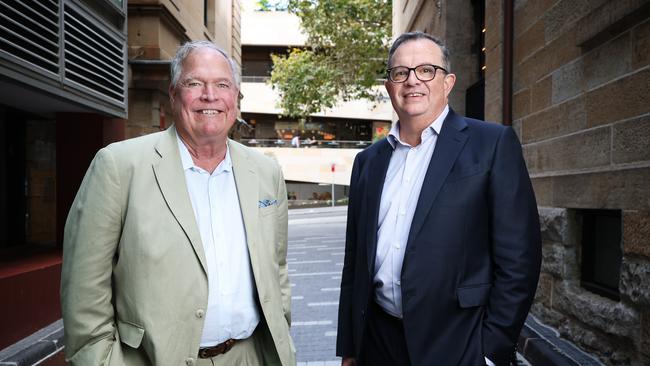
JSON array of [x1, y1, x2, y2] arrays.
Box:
[[0, 320, 64, 366], [518, 315, 603, 366]]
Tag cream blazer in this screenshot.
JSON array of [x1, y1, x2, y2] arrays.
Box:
[[61, 126, 295, 366]]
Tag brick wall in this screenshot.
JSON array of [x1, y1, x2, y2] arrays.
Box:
[[513, 0, 650, 364]]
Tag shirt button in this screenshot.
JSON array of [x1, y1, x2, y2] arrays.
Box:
[[399, 210, 406, 216], [396, 280, 401, 285], [395, 245, 401, 249], [185, 358, 195, 365], [195, 309, 204, 318]]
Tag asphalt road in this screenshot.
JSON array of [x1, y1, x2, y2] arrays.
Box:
[[288, 206, 347, 365]]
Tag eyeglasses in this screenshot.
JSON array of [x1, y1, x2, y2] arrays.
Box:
[[386, 64, 448, 83]]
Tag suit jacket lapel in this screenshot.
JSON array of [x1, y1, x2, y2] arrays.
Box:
[[406, 110, 468, 248], [228, 141, 261, 278], [366, 139, 393, 275], [152, 126, 207, 274]]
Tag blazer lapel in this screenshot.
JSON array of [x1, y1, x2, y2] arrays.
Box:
[[365, 139, 393, 275], [228, 141, 261, 277], [406, 110, 468, 248], [152, 126, 207, 274]]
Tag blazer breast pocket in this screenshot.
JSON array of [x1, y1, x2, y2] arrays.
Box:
[[259, 198, 278, 217], [259, 205, 278, 217], [446, 163, 487, 182]]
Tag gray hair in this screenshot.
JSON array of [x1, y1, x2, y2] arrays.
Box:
[[387, 32, 451, 72], [170, 40, 240, 87]]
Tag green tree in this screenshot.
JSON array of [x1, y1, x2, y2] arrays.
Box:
[[256, 0, 289, 11], [269, 0, 391, 119]]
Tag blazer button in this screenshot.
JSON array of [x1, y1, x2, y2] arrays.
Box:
[[361, 310, 365, 317], [195, 309, 205, 319], [185, 357, 195, 365]]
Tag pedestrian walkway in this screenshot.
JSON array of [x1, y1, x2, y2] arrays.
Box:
[[288, 207, 346, 363]]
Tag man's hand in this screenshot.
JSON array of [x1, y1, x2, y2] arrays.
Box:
[[342, 356, 356, 366]]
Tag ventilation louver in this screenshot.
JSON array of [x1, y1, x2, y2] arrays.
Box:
[[63, 3, 125, 104], [0, 0, 60, 74]]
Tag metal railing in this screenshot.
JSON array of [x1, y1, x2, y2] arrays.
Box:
[[241, 75, 270, 83], [240, 138, 372, 149]]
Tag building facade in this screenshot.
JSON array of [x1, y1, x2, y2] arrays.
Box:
[[239, 1, 393, 205], [0, 0, 241, 363], [0, 1, 127, 361], [128, 0, 241, 138], [394, 1, 650, 364]]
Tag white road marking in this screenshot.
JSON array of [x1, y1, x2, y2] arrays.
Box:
[[292, 320, 332, 326]]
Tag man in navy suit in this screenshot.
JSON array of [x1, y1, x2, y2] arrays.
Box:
[[336, 32, 541, 366]]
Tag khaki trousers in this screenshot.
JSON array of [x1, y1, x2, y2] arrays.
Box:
[[196, 333, 264, 366]]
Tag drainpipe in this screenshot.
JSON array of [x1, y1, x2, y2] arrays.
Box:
[[503, 0, 514, 126]]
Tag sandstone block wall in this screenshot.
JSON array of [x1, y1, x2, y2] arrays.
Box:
[[515, 0, 650, 364]]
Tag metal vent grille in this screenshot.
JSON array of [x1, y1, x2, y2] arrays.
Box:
[[0, 0, 60, 74], [63, 3, 125, 104]]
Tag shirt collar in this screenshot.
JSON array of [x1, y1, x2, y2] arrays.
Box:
[[176, 134, 232, 174], [387, 105, 449, 149]]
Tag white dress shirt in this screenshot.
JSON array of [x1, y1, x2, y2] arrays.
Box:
[[374, 106, 449, 318], [177, 136, 260, 346]]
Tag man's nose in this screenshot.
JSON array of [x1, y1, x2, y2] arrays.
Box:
[[201, 84, 218, 101], [405, 69, 421, 85]]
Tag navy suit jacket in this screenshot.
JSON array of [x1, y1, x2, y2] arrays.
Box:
[[336, 109, 541, 365]]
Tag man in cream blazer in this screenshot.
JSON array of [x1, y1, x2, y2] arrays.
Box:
[[61, 41, 295, 366]]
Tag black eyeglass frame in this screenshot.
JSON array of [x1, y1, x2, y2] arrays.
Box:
[[386, 64, 449, 83]]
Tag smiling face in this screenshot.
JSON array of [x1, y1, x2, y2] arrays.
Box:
[[385, 38, 455, 127], [169, 47, 239, 145]]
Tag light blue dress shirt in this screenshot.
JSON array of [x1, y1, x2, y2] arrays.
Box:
[[177, 136, 260, 346], [374, 105, 449, 318]]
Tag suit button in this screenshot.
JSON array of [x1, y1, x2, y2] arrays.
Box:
[[195, 309, 205, 319], [361, 310, 365, 317], [185, 357, 195, 365]]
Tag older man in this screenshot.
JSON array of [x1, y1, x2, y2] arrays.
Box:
[[61, 41, 295, 366], [337, 32, 541, 366]]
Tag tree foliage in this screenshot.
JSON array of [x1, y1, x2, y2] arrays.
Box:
[[269, 0, 391, 119], [256, 0, 288, 11]]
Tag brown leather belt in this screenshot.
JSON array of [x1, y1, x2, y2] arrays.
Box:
[[198, 339, 239, 358]]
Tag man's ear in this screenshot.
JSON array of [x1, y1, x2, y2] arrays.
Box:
[[443, 73, 456, 96], [169, 84, 176, 104], [384, 79, 394, 95]]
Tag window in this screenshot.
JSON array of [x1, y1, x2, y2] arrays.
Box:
[[580, 209, 622, 300], [465, 0, 485, 120], [0, 109, 57, 254], [204, 0, 215, 34]]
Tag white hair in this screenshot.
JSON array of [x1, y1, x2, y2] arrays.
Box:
[[170, 40, 240, 87]]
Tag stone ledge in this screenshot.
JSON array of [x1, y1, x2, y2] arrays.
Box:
[[519, 315, 604, 366], [554, 282, 639, 338], [0, 320, 64, 365]]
